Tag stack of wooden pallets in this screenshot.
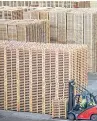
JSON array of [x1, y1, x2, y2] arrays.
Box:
[[83, 9, 97, 72], [0, 20, 11, 40], [0, 8, 96, 73], [0, 7, 23, 19], [0, 1, 90, 8], [22, 7, 97, 72], [6, 48, 17, 111], [49, 10, 58, 43], [67, 10, 84, 44], [23, 8, 71, 44], [0, 19, 50, 43], [67, 9, 97, 72], [0, 47, 4, 110], [0, 41, 88, 116], [52, 98, 67, 119]]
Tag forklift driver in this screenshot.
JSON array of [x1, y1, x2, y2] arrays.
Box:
[[80, 95, 87, 109], [74, 95, 96, 111], [73, 95, 87, 111], [73, 95, 81, 111]]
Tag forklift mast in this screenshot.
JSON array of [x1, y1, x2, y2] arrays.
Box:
[[68, 80, 75, 112]]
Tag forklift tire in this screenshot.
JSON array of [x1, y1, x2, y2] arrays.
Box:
[[68, 113, 75, 120], [90, 114, 97, 120]]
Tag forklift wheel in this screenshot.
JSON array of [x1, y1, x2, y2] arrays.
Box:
[[68, 113, 75, 120], [91, 115, 97, 120]]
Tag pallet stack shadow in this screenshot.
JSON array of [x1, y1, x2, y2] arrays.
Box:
[[23, 8, 72, 44], [0, 19, 50, 43], [0, 7, 23, 19], [67, 9, 97, 72], [0, 41, 87, 118]]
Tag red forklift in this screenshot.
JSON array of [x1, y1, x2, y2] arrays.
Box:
[[67, 80, 97, 120]]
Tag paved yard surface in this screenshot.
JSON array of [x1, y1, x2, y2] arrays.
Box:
[[0, 73, 97, 121]]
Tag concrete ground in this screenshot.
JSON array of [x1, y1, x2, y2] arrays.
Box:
[[87, 73, 97, 95], [0, 73, 97, 121]]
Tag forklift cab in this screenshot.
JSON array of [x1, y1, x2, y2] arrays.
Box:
[[67, 80, 97, 120]]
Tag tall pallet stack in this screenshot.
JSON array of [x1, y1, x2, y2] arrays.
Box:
[[49, 8, 67, 43], [67, 9, 97, 72], [8, 20, 19, 41], [0, 41, 88, 115], [0, 19, 50, 43], [49, 10, 57, 43], [0, 47, 4, 110], [0, 7, 23, 19], [26, 8, 71, 43], [0, 20, 12, 40], [67, 10, 84, 44], [57, 9, 66, 44], [83, 10, 97, 72]]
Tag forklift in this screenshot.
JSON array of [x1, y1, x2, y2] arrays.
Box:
[[67, 80, 97, 120]]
